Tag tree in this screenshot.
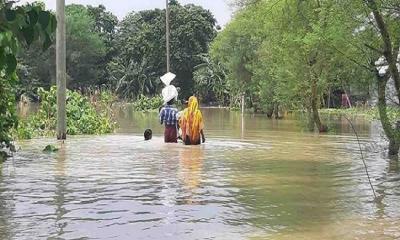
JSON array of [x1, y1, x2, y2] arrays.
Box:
[[16, 4, 108, 96], [364, 0, 400, 156], [110, 9, 165, 99], [193, 54, 229, 105], [214, 0, 399, 155], [110, 1, 217, 99], [108, 58, 157, 99], [87, 4, 118, 49], [316, 0, 400, 156], [210, 5, 262, 108], [0, 0, 56, 157], [65, 4, 106, 89], [87, 4, 118, 85]]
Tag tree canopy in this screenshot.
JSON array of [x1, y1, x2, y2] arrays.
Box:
[[207, 0, 400, 153], [110, 0, 217, 99]]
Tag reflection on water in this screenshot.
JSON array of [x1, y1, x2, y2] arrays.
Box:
[[54, 144, 67, 238], [1, 108, 399, 239], [178, 146, 204, 205]]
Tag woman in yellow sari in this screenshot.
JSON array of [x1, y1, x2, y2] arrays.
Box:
[[179, 96, 206, 145]]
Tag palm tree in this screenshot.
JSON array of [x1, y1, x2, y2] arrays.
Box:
[[109, 58, 157, 99]]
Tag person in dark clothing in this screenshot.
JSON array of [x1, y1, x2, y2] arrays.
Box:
[[159, 99, 179, 143], [144, 129, 152, 141]]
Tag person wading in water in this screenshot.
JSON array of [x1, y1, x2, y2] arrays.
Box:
[[160, 98, 179, 143], [179, 96, 206, 145], [159, 72, 179, 143]]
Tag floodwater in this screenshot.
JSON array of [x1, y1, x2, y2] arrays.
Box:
[[1, 107, 399, 240]]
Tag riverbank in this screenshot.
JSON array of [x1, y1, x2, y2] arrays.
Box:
[[319, 107, 400, 122]]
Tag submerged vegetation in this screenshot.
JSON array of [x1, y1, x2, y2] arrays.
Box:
[[15, 87, 116, 140], [320, 108, 400, 123], [131, 95, 163, 112]]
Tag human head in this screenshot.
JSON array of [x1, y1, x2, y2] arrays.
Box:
[[144, 129, 152, 140], [167, 99, 175, 105], [162, 85, 178, 105], [188, 96, 199, 111]]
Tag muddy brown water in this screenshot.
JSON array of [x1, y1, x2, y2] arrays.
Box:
[[0, 107, 399, 239]]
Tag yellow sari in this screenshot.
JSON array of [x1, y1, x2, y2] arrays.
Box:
[[179, 96, 204, 144]]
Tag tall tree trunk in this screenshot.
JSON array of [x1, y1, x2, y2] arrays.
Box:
[[376, 73, 400, 156], [367, 0, 400, 156], [306, 106, 314, 132], [327, 86, 331, 108], [367, 0, 400, 102], [273, 102, 280, 119], [311, 76, 327, 132]]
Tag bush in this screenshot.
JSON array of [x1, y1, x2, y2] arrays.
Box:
[[132, 95, 163, 112], [319, 107, 400, 123], [16, 86, 116, 139]]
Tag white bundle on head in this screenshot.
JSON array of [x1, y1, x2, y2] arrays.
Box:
[[160, 72, 176, 86], [162, 85, 178, 104], [160, 72, 178, 104]]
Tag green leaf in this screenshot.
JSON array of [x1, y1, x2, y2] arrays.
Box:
[[38, 11, 50, 29], [33, 25, 40, 42], [5, 54, 17, 74], [5, 9, 16, 22], [27, 9, 39, 26], [47, 15, 57, 33], [0, 48, 5, 70], [22, 26, 35, 45], [42, 32, 52, 51]]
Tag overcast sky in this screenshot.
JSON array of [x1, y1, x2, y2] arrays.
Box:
[[18, 0, 233, 26]]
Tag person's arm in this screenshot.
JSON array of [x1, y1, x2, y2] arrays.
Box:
[[199, 111, 205, 143], [160, 108, 164, 125]]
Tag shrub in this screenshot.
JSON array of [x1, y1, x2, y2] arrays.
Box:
[[16, 86, 116, 139], [132, 95, 163, 112]]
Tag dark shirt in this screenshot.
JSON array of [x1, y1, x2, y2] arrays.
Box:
[[159, 105, 178, 126]]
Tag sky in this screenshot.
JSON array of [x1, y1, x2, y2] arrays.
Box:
[[18, 0, 233, 26]]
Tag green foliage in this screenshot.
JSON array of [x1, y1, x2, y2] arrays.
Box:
[[43, 144, 58, 153], [210, 0, 375, 118], [87, 5, 119, 84], [131, 95, 163, 112], [87, 4, 118, 49], [320, 107, 400, 124], [16, 87, 116, 139], [0, 1, 56, 153], [110, 2, 217, 99], [65, 4, 107, 88], [17, 3, 113, 97], [211, 3, 265, 105], [193, 54, 229, 105], [109, 58, 157, 99], [15, 2, 217, 102]]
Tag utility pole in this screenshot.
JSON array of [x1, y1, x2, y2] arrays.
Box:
[[166, 0, 170, 72], [241, 93, 245, 115], [56, 0, 66, 140]]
